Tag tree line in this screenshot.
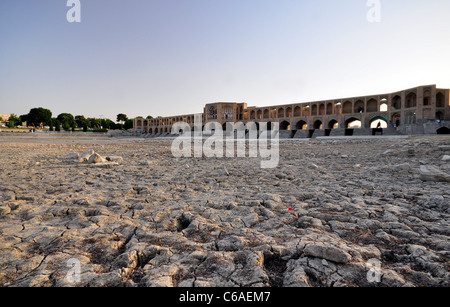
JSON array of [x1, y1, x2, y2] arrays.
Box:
[[4, 108, 133, 131]]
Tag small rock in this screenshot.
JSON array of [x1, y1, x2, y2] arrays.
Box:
[[419, 165, 450, 182], [216, 236, 245, 252], [393, 163, 411, 172], [88, 153, 107, 164], [80, 150, 95, 162], [442, 155, 450, 162], [304, 243, 352, 264]]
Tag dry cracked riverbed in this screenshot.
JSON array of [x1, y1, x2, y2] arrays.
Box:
[[0, 134, 449, 287]]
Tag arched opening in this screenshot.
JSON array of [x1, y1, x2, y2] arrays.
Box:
[[345, 118, 362, 129], [436, 93, 445, 108], [391, 113, 401, 127], [380, 99, 388, 112], [367, 99, 378, 112], [354, 100, 364, 113], [295, 120, 308, 130], [250, 110, 256, 120], [370, 116, 388, 129], [155, 128, 159, 134], [137, 120, 142, 127], [294, 106, 301, 117], [436, 111, 444, 121], [326, 103, 333, 115], [270, 109, 276, 119], [406, 92, 417, 108], [266, 121, 273, 131], [302, 106, 310, 117], [319, 104, 325, 116], [342, 101, 352, 114], [313, 120, 323, 130], [286, 107, 292, 118], [149, 128, 153, 134], [278, 108, 285, 118], [280, 120, 290, 131], [437, 127, 450, 135], [328, 119, 338, 129], [257, 110, 263, 120], [423, 90, 431, 106], [392, 95, 401, 110], [311, 105, 318, 116], [263, 109, 270, 119]]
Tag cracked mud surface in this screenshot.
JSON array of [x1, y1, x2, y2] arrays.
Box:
[[0, 134, 449, 287]]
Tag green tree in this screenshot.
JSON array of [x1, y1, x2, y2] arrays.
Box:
[[88, 118, 101, 129], [124, 119, 133, 130], [57, 113, 75, 127], [117, 113, 128, 123], [27, 108, 52, 126], [19, 114, 29, 124], [62, 122, 71, 131], [8, 114, 21, 127], [75, 115, 87, 127], [55, 120, 61, 131]]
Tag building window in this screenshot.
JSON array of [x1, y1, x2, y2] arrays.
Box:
[[222, 106, 233, 120], [208, 106, 217, 120]]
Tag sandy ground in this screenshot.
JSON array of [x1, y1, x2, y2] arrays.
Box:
[[0, 133, 449, 287]]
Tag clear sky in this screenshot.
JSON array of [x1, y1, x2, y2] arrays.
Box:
[[1, 0, 450, 121]]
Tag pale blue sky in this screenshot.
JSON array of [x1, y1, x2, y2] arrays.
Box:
[[1, 0, 450, 120]]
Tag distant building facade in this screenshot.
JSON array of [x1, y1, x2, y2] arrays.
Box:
[[0, 114, 10, 122], [134, 84, 450, 137]]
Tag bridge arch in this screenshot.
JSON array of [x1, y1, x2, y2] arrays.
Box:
[[345, 117, 362, 128], [313, 120, 323, 130], [370, 116, 388, 128], [295, 120, 308, 130], [328, 119, 339, 129], [437, 127, 450, 135], [280, 120, 290, 130]]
